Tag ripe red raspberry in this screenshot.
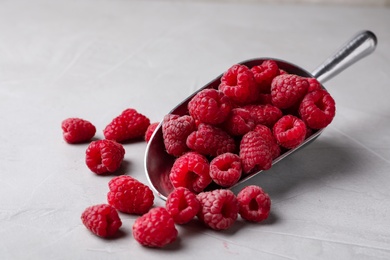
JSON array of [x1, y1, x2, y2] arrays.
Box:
[[307, 77, 323, 92], [273, 115, 306, 149], [197, 189, 239, 230], [165, 187, 200, 224], [133, 207, 178, 248], [253, 124, 281, 159], [239, 131, 273, 174], [61, 118, 96, 144], [162, 114, 195, 157], [251, 60, 280, 93], [237, 185, 271, 222], [107, 175, 154, 215], [144, 122, 159, 143], [85, 140, 125, 175], [81, 204, 122, 238], [244, 104, 283, 128], [169, 152, 211, 193], [271, 74, 309, 109], [222, 108, 255, 136], [103, 108, 150, 142], [219, 64, 258, 105], [299, 89, 336, 129], [209, 153, 242, 187], [186, 123, 236, 157], [188, 89, 232, 125]]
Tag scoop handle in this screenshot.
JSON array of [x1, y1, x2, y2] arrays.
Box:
[[312, 30, 377, 84]]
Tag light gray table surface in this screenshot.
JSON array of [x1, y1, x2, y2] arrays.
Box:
[[1, 0, 389, 259]]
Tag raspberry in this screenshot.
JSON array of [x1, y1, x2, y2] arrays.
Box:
[[103, 108, 150, 142], [133, 207, 178, 248], [169, 152, 211, 193], [186, 124, 236, 157], [61, 118, 96, 144], [239, 131, 273, 174], [271, 74, 309, 109], [222, 108, 255, 136], [197, 189, 239, 230], [144, 122, 159, 143], [251, 60, 280, 93], [244, 104, 283, 128], [162, 114, 195, 157], [188, 89, 232, 125], [209, 153, 242, 187], [107, 175, 154, 215], [307, 77, 323, 92], [273, 115, 306, 149], [237, 185, 271, 222], [85, 140, 125, 175], [253, 124, 281, 159], [165, 187, 200, 224], [81, 204, 122, 238], [299, 89, 336, 129], [219, 64, 258, 105]]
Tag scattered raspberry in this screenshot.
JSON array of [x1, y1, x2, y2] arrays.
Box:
[[133, 207, 178, 248], [222, 108, 255, 136], [166, 187, 200, 224], [244, 104, 283, 128], [307, 77, 323, 92], [209, 153, 242, 187], [219, 64, 258, 105], [299, 89, 336, 129], [197, 189, 239, 230], [81, 204, 122, 238], [273, 115, 306, 149], [271, 74, 309, 109], [162, 114, 195, 157], [169, 152, 211, 193], [239, 131, 273, 174], [251, 60, 280, 93], [107, 175, 154, 215], [186, 123, 236, 157], [237, 185, 271, 222], [253, 124, 281, 159], [85, 140, 125, 175], [188, 89, 232, 125], [144, 122, 159, 143], [103, 108, 150, 142], [61, 118, 96, 144]]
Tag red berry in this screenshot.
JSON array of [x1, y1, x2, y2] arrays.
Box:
[[244, 104, 283, 128], [162, 114, 196, 157], [219, 64, 258, 105], [239, 131, 273, 174], [222, 108, 255, 136], [165, 187, 200, 224], [209, 153, 242, 187], [144, 122, 159, 143], [103, 108, 150, 142], [307, 77, 323, 92], [253, 124, 281, 159], [299, 89, 336, 129], [169, 152, 211, 193], [107, 175, 154, 215], [273, 115, 306, 149], [133, 207, 178, 248], [61, 118, 96, 144], [271, 74, 309, 109], [197, 189, 239, 230], [186, 123, 236, 157], [188, 89, 232, 125], [237, 185, 271, 222], [81, 204, 122, 238], [251, 60, 280, 93], [85, 140, 125, 175]]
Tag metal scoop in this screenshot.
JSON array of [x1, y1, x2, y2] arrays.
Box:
[[145, 30, 377, 200]]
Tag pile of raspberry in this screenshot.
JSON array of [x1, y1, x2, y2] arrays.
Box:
[[164, 60, 336, 193]]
